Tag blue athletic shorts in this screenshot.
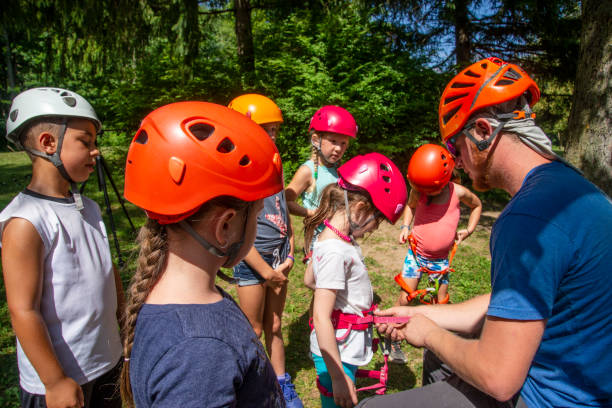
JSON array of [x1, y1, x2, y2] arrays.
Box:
[[401, 247, 450, 285], [233, 250, 280, 286]]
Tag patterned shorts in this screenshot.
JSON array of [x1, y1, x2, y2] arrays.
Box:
[[401, 248, 450, 285]]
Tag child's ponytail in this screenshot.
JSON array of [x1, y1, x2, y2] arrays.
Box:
[[120, 219, 169, 407]]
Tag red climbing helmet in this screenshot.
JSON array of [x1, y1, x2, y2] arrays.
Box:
[[408, 144, 455, 194], [124, 101, 283, 224], [337, 152, 407, 224], [439, 57, 540, 142], [309, 105, 358, 138]]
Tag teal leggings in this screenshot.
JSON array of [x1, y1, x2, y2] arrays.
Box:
[[313, 353, 359, 408]]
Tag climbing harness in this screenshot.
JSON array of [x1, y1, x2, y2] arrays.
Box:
[[309, 304, 411, 396], [394, 234, 457, 305]]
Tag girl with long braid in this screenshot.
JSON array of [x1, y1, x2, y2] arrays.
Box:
[[119, 102, 286, 407]]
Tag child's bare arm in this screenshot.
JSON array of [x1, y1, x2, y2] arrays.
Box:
[[1, 218, 83, 407], [399, 189, 418, 244], [285, 165, 313, 217], [454, 183, 483, 243], [312, 288, 358, 407], [303, 262, 315, 290]]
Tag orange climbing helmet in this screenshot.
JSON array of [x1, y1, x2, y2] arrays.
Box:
[[227, 93, 283, 125], [407, 144, 455, 194], [124, 101, 283, 224], [439, 57, 540, 143]]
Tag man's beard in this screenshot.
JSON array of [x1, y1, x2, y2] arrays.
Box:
[[468, 143, 495, 192]]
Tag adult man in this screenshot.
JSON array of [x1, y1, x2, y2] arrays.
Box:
[[358, 58, 612, 407]]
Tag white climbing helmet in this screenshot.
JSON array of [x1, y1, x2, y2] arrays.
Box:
[[6, 87, 101, 149]]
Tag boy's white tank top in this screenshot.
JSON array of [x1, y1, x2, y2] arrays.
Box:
[[0, 191, 122, 393]]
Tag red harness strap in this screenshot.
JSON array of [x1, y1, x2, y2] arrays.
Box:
[[394, 234, 455, 304], [310, 304, 410, 397]]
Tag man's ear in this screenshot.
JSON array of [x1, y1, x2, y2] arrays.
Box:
[[39, 132, 57, 155], [474, 118, 493, 140], [212, 207, 238, 249]]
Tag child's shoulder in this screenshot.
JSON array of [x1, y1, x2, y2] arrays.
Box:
[[300, 159, 314, 169]]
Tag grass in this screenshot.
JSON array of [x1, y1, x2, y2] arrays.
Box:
[[0, 148, 496, 407]]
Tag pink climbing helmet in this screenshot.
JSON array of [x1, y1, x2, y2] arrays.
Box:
[[309, 105, 358, 138], [337, 152, 407, 224]]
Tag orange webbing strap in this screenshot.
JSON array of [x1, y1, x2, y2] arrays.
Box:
[[448, 241, 458, 267]]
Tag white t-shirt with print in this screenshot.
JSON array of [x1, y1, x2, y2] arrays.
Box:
[[309, 238, 374, 366]]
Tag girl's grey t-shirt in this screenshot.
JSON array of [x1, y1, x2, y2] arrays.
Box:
[[130, 289, 286, 407]]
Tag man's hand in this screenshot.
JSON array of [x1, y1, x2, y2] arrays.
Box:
[[45, 376, 84, 408]]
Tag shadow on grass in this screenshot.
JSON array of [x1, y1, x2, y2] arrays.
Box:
[[285, 309, 313, 377]]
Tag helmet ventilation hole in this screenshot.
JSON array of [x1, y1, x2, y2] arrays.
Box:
[[444, 93, 468, 104], [217, 137, 235, 153], [134, 130, 148, 144], [495, 79, 515, 86], [464, 70, 480, 78], [190, 123, 215, 141], [382, 175, 391, 183], [450, 82, 473, 89], [60, 91, 72, 97], [62, 97, 77, 107], [481, 63, 488, 69], [380, 163, 391, 172], [239, 155, 251, 166], [385, 188, 391, 193], [9, 109, 18, 122], [504, 68, 522, 80], [443, 106, 461, 125]]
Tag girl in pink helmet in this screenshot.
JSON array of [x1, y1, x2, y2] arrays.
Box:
[[285, 105, 358, 290], [305, 153, 407, 408], [286, 106, 357, 246]]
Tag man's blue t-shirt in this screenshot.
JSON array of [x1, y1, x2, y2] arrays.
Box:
[[489, 161, 612, 407], [130, 288, 285, 407]]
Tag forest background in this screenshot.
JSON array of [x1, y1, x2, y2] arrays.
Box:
[[0, 0, 611, 406], [1, 0, 610, 191]]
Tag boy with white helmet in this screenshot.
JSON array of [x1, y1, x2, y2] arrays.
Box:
[[1, 88, 123, 407]]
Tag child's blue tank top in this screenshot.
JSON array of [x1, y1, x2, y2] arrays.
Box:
[[300, 160, 339, 210]]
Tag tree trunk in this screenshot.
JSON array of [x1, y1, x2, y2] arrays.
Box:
[[2, 25, 16, 94], [564, 0, 612, 196], [234, 0, 255, 87], [454, 0, 471, 66]]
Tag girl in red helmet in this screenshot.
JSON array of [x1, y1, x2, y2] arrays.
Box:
[[395, 144, 482, 306], [119, 102, 286, 407], [305, 153, 407, 408]]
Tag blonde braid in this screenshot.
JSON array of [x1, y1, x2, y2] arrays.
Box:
[[306, 137, 319, 194], [120, 219, 168, 407]]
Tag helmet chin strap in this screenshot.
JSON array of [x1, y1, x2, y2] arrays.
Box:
[[23, 119, 84, 210], [343, 189, 361, 237], [312, 139, 338, 168], [179, 204, 251, 269]]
